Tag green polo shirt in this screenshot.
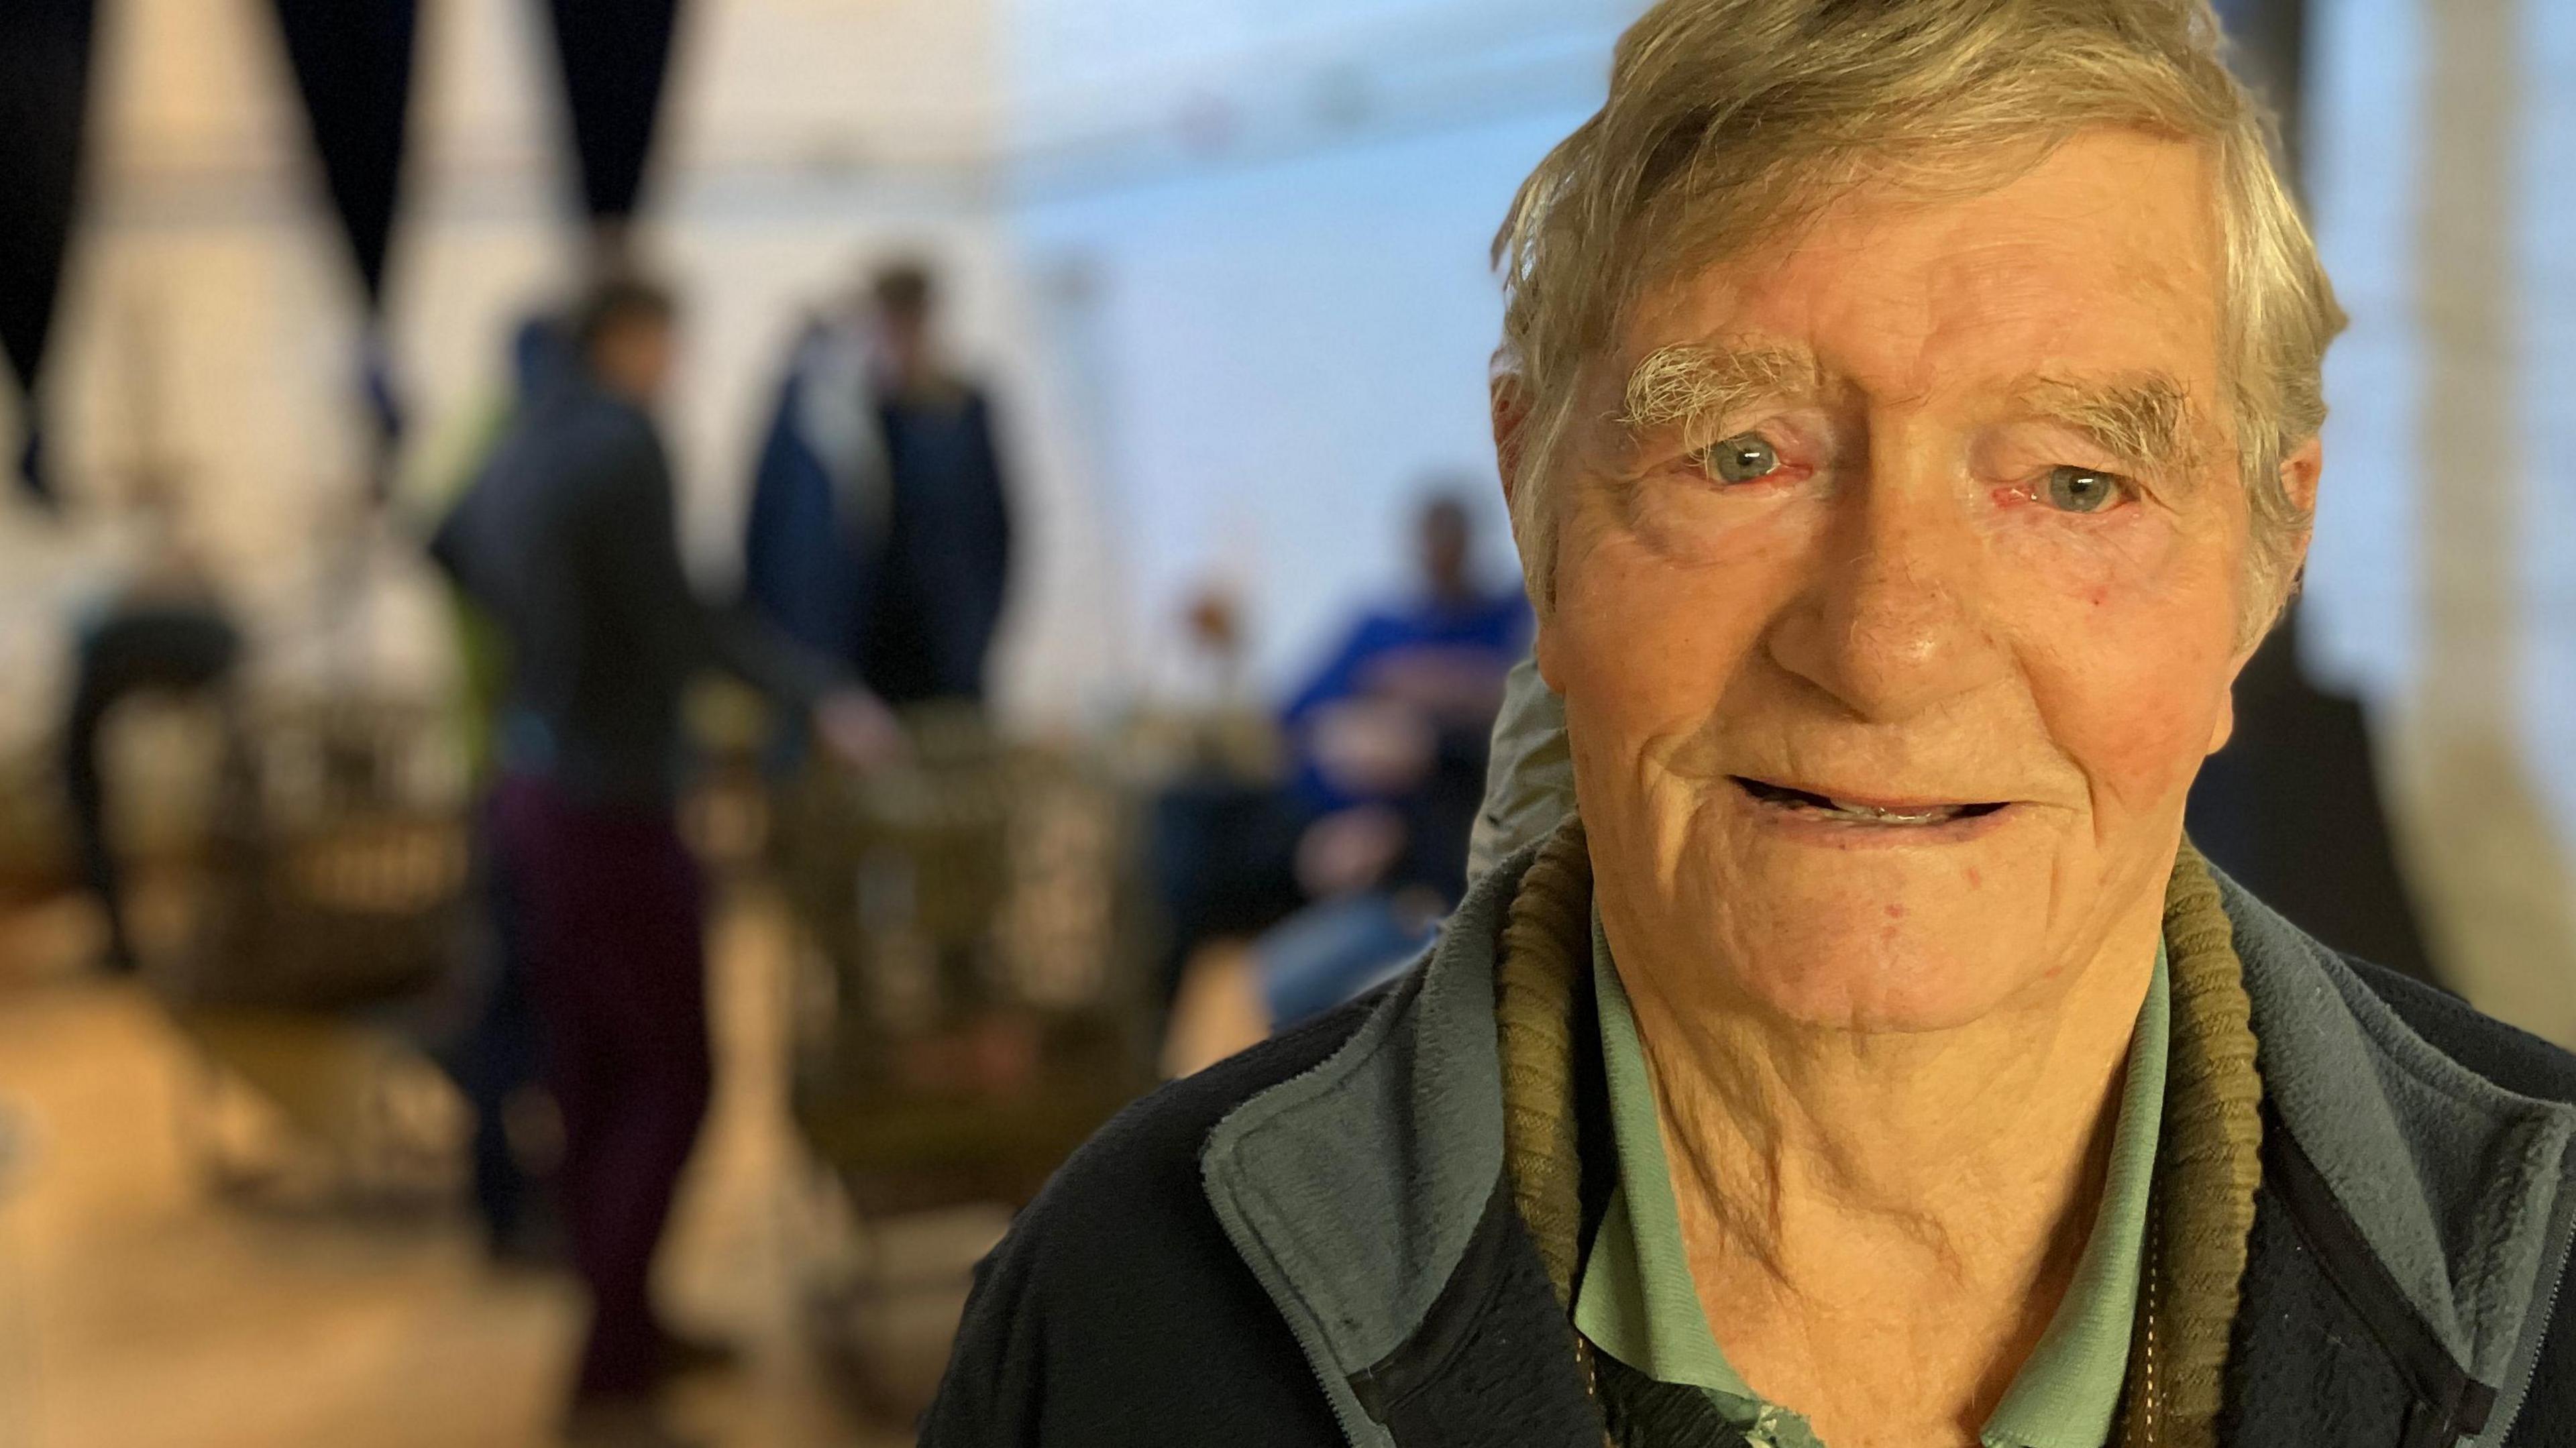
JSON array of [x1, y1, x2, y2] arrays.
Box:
[[1573, 918, 2169, 1448]]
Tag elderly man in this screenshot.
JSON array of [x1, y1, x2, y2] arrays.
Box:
[[924, 3, 2576, 1445]]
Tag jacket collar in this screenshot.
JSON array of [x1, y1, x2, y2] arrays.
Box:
[[2217, 871, 2576, 1440], [1201, 844, 2576, 1445], [1198, 846, 1534, 1446]]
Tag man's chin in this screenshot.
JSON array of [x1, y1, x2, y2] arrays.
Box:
[[1684, 875, 2056, 1034], [1603, 806, 2069, 1027], [1719, 932, 2039, 1034]]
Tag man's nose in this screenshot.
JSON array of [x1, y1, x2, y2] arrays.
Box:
[[1764, 461, 2008, 722]]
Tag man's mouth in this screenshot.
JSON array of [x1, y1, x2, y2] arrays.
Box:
[[1731, 776, 2011, 827]]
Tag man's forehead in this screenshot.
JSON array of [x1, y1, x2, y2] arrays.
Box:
[[1612, 134, 2224, 381]]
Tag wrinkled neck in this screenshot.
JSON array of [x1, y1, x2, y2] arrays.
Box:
[[1607, 885, 2158, 1292]]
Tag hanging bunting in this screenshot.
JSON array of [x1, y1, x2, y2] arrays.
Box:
[[0, 0, 101, 507], [270, 0, 419, 307], [271, 0, 421, 493], [540, 0, 688, 231]]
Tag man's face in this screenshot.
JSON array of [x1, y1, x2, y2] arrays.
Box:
[[880, 306, 931, 380], [1534, 129, 2295, 1032], [594, 314, 676, 406], [1419, 501, 1472, 595]]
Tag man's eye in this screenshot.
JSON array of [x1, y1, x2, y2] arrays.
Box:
[[2043, 465, 2127, 513], [1697, 433, 1782, 484]]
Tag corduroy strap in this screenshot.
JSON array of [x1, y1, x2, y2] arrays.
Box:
[[2118, 844, 2265, 1448], [1497, 817, 1595, 1308]]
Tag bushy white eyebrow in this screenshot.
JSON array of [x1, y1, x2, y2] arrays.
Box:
[[1619, 347, 2212, 480], [2012, 372, 2211, 482], [1617, 342, 1823, 449]]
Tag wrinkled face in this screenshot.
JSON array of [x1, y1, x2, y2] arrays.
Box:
[[1530, 130, 2307, 1032]]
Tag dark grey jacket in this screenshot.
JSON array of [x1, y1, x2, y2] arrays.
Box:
[[432, 378, 839, 805], [925, 843, 2576, 1447]]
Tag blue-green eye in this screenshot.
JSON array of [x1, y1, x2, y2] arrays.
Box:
[[2044, 465, 2125, 512], [1701, 433, 1781, 484]]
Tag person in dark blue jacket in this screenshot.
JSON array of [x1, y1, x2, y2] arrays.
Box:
[[741, 261, 1013, 712]]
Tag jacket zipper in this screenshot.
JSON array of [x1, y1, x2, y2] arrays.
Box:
[[2480, 1155, 2576, 1447], [1226, 1220, 1383, 1448], [2491, 1265, 2565, 1447], [1201, 1027, 1399, 1448]]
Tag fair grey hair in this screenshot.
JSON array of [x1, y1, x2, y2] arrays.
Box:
[[1493, 0, 2347, 642]]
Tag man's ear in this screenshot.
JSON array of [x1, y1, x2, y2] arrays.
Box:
[[1493, 372, 1560, 687], [2251, 433, 2324, 651], [2205, 685, 2235, 757], [2279, 435, 2323, 516], [1493, 374, 1568, 692], [2208, 437, 2323, 759], [1491, 372, 1533, 518], [1533, 616, 1569, 695]]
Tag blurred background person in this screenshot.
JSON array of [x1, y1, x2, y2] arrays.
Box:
[[738, 273, 888, 735], [1161, 489, 1527, 1074], [742, 260, 1014, 722], [431, 273, 896, 1447], [861, 262, 1014, 710], [58, 501, 240, 978], [417, 313, 575, 1268]]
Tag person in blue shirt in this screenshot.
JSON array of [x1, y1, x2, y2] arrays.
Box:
[[1157, 492, 1531, 1068], [1277, 492, 1530, 901]]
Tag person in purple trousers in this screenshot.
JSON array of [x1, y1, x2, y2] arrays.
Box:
[[432, 275, 896, 1448]]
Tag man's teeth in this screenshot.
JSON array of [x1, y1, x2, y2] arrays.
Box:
[[1733, 777, 1997, 824], [1813, 799, 1959, 824]]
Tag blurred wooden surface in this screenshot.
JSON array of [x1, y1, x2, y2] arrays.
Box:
[[0, 882, 923, 1448]]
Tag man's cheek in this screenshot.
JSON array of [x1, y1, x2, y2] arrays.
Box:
[[2045, 638, 2235, 810], [1558, 609, 1739, 734], [1984, 506, 2190, 603], [1562, 531, 1763, 657]]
